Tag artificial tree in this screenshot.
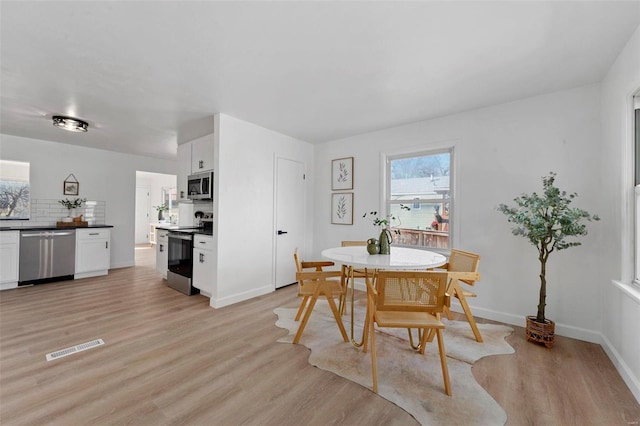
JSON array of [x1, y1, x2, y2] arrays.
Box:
[[497, 172, 599, 346]]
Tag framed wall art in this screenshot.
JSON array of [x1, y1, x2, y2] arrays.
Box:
[[63, 174, 79, 195], [331, 157, 353, 191], [331, 192, 353, 225]]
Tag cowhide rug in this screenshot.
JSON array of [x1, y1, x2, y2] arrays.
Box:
[[274, 299, 514, 426]]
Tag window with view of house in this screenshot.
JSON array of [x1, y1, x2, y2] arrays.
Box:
[[0, 160, 30, 220], [385, 149, 452, 250]]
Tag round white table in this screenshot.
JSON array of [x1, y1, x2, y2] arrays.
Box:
[[321, 246, 447, 270], [321, 246, 447, 346]]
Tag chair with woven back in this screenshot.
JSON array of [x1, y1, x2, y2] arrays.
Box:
[[362, 269, 452, 395], [292, 249, 348, 344], [438, 249, 482, 342]]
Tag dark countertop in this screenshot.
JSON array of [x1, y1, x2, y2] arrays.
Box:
[[0, 225, 114, 231], [159, 225, 213, 236]]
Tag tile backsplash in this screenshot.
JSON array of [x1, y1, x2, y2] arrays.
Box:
[[0, 199, 106, 228]]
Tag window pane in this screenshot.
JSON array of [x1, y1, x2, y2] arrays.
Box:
[[0, 160, 30, 220], [389, 151, 451, 250]]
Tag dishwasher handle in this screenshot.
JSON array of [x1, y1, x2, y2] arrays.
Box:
[[21, 231, 75, 237]]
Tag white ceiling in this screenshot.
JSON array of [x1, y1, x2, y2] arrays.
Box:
[[1, 1, 639, 160]]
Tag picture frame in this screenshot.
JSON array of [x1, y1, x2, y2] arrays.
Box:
[[64, 180, 79, 196], [331, 192, 353, 225], [331, 157, 354, 190]]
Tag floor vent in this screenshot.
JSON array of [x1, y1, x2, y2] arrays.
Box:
[[46, 339, 105, 361]]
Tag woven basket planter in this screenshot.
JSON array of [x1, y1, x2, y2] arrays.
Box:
[[525, 316, 555, 348]]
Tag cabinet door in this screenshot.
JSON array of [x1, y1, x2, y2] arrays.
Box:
[[155, 240, 168, 279], [190, 133, 214, 173], [0, 243, 19, 283], [76, 239, 110, 273], [177, 143, 192, 200], [192, 248, 214, 295], [75, 230, 111, 275]]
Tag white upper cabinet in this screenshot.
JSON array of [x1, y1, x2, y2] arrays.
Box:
[[190, 133, 215, 173], [177, 132, 215, 200]]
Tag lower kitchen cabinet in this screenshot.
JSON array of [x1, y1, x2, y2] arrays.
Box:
[[192, 234, 214, 297], [155, 229, 169, 279], [0, 231, 20, 289], [75, 228, 111, 279]]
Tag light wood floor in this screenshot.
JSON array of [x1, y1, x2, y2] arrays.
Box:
[[0, 245, 638, 425]]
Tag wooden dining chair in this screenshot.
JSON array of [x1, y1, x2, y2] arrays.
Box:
[[292, 249, 348, 344], [362, 270, 452, 395], [438, 249, 482, 342]]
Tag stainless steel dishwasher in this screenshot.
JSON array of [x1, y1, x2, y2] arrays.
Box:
[[19, 230, 76, 285]]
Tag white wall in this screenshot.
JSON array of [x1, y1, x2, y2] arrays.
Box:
[[0, 134, 177, 268], [136, 171, 177, 222], [314, 84, 605, 343], [212, 113, 314, 308], [600, 24, 640, 402]]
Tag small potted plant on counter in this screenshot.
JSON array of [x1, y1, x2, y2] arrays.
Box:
[[154, 204, 169, 221], [497, 172, 599, 348], [58, 197, 86, 222]]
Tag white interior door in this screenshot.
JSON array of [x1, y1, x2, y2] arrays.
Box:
[[135, 186, 150, 244], [274, 157, 305, 288]]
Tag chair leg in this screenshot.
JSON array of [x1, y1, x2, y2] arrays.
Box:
[[443, 304, 454, 320], [295, 296, 309, 321], [325, 292, 348, 342], [370, 318, 378, 393], [454, 282, 483, 343], [293, 288, 321, 344], [435, 328, 452, 396]]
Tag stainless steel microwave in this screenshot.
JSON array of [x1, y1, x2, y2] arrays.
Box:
[[187, 171, 213, 200]]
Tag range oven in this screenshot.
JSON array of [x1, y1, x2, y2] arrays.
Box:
[[167, 231, 200, 295]]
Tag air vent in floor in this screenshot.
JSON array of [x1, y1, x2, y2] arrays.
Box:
[[46, 339, 105, 361]]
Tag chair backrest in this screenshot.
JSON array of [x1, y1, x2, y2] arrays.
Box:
[[341, 240, 367, 247], [293, 248, 303, 273], [371, 270, 449, 313], [447, 249, 480, 285]]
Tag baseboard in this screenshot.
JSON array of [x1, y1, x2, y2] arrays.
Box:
[[110, 261, 134, 269], [210, 284, 272, 309], [450, 302, 602, 344], [0, 281, 18, 291], [601, 334, 640, 403]]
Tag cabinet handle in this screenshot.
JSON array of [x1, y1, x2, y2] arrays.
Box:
[[180, 190, 184, 199], [159, 244, 164, 252], [199, 160, 204, 169], [106, 241, 109, 249], [89, 232, 99, 236], [199, 252, 204, 263]]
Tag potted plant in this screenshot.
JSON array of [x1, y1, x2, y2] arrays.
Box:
[[58, 197, 86, 222], [497, 172, 599, 348], [363, 205, 410, 254], [154, 204, 169, 221]]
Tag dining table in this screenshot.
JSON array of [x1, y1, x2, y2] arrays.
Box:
[[321, 245, 447, 346]]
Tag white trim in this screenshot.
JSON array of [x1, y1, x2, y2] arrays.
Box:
[[601, 333, 640, 403], [210, 284, 272, 309], [612, 279, 640, 305]]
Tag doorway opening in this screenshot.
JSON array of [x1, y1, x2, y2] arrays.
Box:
[[135, 171, 177, 266]]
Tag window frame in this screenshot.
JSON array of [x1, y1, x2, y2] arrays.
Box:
[[383, 147, 454, 253]]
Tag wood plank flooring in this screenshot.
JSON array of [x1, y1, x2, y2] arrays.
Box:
[[0, 245, 638, 425]]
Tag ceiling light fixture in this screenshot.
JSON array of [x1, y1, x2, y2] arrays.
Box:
[[52, 116, 89, 133]]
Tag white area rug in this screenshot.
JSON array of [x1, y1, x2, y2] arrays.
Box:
[[275, 299, 514, 426]]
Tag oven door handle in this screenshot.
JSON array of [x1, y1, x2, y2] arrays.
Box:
[[169, 233, 194, 241]]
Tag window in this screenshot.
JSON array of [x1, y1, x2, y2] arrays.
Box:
[[0, 160, 30, 220], [386, 149, 452, 250]]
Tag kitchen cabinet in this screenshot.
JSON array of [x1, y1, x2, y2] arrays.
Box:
[[177, 132, 215, 200], [192, 234, 214, 297], [190, 133, 215, 173], [155, 229, 169, 279], [177, 143, 192, 200], [75, 228, 111, 279], [0, 231, 20, 289]]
